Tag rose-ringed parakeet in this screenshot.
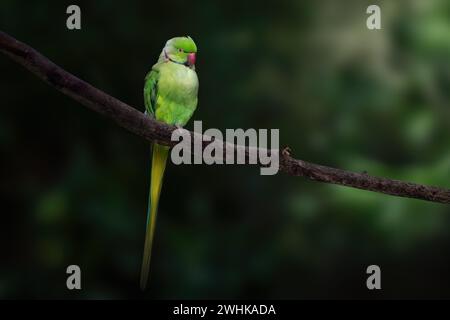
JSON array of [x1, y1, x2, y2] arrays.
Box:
[[140, 37, 198, 290]]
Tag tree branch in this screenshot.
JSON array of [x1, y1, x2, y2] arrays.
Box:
[[1, 30, 449, 204]]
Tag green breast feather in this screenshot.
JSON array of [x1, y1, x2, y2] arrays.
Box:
[[144, 61, 198, 126]]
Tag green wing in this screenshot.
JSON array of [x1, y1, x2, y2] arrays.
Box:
[[144, 66, 160, 115]]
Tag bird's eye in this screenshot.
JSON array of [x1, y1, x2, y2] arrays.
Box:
[[178, 48, 183, 53]]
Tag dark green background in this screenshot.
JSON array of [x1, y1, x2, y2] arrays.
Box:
[[1, 0, 450, 299]]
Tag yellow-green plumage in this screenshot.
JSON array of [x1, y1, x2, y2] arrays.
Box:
[[140, 36, 198, 290], [140, 143, 169, 289]]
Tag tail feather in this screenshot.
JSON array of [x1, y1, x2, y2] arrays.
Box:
[[140, 143, 169, 290]]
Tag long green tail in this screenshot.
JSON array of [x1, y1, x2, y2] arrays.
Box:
[[140, 143, 169, 290]]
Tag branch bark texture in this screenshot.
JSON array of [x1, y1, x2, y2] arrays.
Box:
[[1, 30, 449, 204]]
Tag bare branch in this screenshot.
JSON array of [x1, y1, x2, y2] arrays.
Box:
[[1, 30, 449, 204]]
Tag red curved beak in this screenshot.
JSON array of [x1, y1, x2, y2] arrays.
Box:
[[187, 52, 196, 66]]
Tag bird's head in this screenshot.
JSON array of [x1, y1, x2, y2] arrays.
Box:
[[163, 36, 197, 68]]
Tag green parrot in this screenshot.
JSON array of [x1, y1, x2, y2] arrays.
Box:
[[140, 36, 198, 290]]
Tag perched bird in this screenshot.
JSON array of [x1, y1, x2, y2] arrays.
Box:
[[140, 37, 198, 290]]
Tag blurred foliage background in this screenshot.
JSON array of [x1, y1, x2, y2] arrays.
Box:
[[1, 0, 450, 299]]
